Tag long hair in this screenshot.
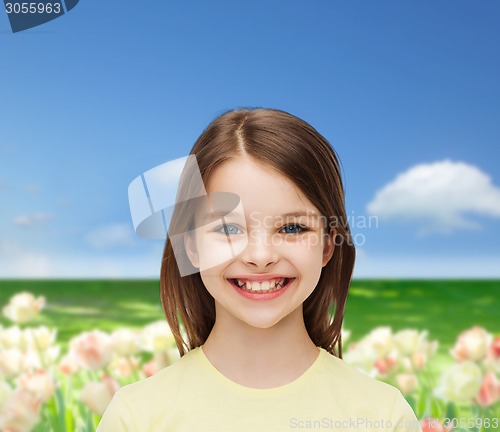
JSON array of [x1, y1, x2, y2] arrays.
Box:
[[160, 107, 356, 359]]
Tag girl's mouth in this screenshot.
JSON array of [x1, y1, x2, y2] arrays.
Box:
[[228, 277, 294, 294]]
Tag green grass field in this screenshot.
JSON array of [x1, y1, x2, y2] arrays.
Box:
[[0, 279, 498, 359]]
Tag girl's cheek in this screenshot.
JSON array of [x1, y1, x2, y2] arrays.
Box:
[[197, 236, 249, 270], [281, 234, 324, 250]]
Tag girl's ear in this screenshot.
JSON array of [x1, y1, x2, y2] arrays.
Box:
[[322, 229, 335, 267], [184, 232, 199, 268]]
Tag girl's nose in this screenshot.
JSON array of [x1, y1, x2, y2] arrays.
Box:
[[241, 230, 278, 268]]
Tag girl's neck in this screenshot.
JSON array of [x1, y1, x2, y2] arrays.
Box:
[[201, 306, 319, 389]]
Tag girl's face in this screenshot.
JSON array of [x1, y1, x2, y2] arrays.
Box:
[[185, 155, 335, 329]]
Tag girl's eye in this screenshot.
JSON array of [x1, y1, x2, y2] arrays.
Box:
[[215, 224, 242, 235], [280, 224, 308, 234]]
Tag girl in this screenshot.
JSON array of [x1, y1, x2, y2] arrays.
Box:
[[98, 108, 422, 431]]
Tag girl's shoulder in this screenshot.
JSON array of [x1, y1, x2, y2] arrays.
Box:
[[98, 348, 203, 431], [318, 348, 401, 399], [318, 348, 419, 426], [115, 346, 201, 406]]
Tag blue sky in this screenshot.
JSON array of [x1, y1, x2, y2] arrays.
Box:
[[0, 0, 499, 278]]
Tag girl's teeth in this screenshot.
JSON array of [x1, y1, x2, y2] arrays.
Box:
[[235, 278, 287, 293], [248, 281, 266, 291]]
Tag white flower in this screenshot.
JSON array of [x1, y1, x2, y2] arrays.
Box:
[[343, 341, 379, 377], [483, 355, 500, 375], [24, 346, 61, 370], [434, 360, 483, 402], [400, 356, 413, 373], [0, 326, 26, 351], [111, 328, 141, 356], [365, 327, 394, 357], [141, 321, 176, 354], [2, 292, 45, 324], [394, 329, 438, 370], [0, 348, 25, 379], [394, 329, 423, 356], [25, 326, 57, 351], [24, 345, 61, 369]]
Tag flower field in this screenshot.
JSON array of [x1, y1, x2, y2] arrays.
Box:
[[0, 279, 499, 431]]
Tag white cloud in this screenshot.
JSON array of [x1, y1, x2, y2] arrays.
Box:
[[366, 159, 500, 235], [85, 223, 136, 250], [12, 212, 55, 229]]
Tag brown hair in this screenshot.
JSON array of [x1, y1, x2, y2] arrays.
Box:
[[160, 107, 356, 359]]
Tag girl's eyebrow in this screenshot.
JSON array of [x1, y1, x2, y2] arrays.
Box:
[[201, 210, 320, 223], [201, 210, 243, 223], [280, 211, 320, 219]]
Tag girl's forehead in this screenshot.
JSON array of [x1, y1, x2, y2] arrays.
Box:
[[205, 157, 303, 197], [205, 192, 314, 218], [201, 158, 320, 218]]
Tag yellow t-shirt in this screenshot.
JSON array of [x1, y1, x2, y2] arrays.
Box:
[[97, 346, 422, 432]]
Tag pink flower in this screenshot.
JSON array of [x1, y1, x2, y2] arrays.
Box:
[[374, 358, 388, 375], [483, 336, 500, 375], [475, 371, 500, 407], [374, 356, 398, 376], [396, 373, 418, 395], [17, 370, 56, 403], [58, 352, 81, 376], [450, 326, 493, 362], [0, 390, 42, 432], [412, 351, 427, 370], [142, 359, 158, 378], [109, 355, 140, 378], [69, 330, 113, 371], [489, 336, 500, 359]]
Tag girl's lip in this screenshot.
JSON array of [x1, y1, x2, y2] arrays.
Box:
[[228, 278, 295, 301], [226, 274, 294, 282]]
